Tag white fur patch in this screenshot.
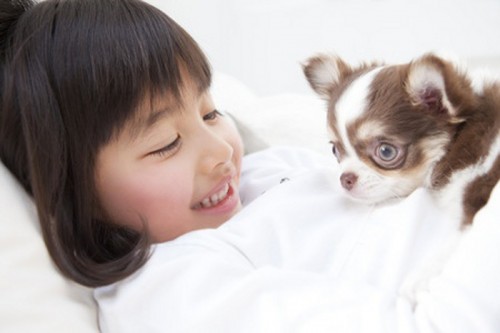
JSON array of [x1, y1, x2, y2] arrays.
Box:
[[357, 121, 386, 142], [336, 67, 383, 158]]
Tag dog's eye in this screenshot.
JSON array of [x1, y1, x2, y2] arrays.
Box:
[[372, 142, 405, 169], [331, 143, 338, 157], [377, 143, 398, 161], [329, 141, 341, 161]]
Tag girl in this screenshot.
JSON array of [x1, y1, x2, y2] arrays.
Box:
[[1, 0, 499, 332], [0, 0, 244, 287]]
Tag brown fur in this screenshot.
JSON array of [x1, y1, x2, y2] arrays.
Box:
[[463, 155, 500, 224]]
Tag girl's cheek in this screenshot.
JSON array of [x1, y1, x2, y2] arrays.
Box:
[[99, 169, 172, 228]]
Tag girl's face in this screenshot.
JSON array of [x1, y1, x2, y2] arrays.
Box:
[[95, 81, 244, 242]]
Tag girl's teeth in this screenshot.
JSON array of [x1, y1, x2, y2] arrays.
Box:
[[200, 183, 229, 208], [201, 198, 211, 208]]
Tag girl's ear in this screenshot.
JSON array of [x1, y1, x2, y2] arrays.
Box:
[[405, 54, 465, 124], [302, 54, 349, 100]]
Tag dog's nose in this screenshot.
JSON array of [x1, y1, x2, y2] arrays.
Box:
[[340, 172, 357, 190]]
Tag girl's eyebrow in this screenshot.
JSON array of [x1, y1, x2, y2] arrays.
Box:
[[143, 108, 171, 130], [126, 107, 173, 143], [127, 87, 206, 141]]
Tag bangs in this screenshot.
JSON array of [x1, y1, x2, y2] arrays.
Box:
[[46, 0, 211, 144]]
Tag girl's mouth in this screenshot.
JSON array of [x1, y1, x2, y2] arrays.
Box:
[[195, 182, 230, 209], [192, 174, 241, 216]]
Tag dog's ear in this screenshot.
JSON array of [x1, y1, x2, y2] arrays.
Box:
[[405, 54, 465, 123], [302, 54, 349, 99]]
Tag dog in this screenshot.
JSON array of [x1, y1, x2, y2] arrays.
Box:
[[302, 53, 500, 225]]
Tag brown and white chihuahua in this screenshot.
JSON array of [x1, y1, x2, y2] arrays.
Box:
[[303, 53, 500, 225]]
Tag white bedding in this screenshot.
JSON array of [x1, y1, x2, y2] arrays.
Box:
[[1, 72, 499, 332]]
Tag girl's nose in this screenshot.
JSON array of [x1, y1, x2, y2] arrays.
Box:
[[198, 129, 234, 175]]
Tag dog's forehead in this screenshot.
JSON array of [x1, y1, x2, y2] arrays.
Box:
[[330, 67, 384, 154], [334, 67, 383, 126]]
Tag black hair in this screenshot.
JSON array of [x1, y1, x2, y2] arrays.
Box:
[[0, 0, 211, 287]]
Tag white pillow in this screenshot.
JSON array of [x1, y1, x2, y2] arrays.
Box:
[[0, 163, 98, 333]]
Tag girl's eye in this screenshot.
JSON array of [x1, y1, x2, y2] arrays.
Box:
[[149, 135, 181, 158], [203, 109, 222, 121]]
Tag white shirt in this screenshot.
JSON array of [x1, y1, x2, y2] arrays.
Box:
[[95, 146, 500, 333]]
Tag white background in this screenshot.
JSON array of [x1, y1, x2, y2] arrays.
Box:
[[146, 0, 500, 96]]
